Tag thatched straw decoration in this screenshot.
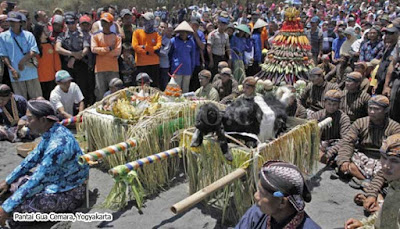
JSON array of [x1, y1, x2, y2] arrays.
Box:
[[80, 89, 225, 209], [182, 117, 319, 224]]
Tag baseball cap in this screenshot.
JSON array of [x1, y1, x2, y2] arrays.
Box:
[[65, 13, 77, 24], [79, 15, 91, 24], [136, 73, 153, 83], [55, 70, 73, 83], [141, 12, 155, 21], [101, 13, 114, 23], [120, 9, 132, 17], [6, 12, 23, 22], [218, 16, 229, 24]]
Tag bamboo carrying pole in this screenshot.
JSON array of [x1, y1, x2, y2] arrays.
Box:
[[108, 147, 182, 178], [170, 168, 247, 214], [78, 138, 138, 165], [170, 117, 333, 215], [59, 116, 82, 126]]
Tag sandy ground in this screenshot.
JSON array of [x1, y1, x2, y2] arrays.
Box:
[[0, 140, 366, 229]]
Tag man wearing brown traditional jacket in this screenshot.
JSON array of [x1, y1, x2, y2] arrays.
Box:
[[337, 95, 400, 185], [213, 67, 238, 104], [340, 72, 371, 122], [310, 90, 351, 164], [300, 67, 339, 115]]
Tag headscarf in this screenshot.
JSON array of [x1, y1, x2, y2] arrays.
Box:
[[324, 89, 342, 102], [368, 95, 390, 110], [340, 28, 357, 56], [380, 134, 400, 157], [259, 160, 311, 212], [27, 99, 59, 122]]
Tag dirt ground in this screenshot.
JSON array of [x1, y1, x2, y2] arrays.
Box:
[[0, 140, 366, 229]]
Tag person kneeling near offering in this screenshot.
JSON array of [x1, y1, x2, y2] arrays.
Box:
[[195, 69, 219, 101], [235, 160, 321, 229], [310, 89, 351, 165], [49, 70, 85, 119], [336, 95, 400, 189], [345, 134, 400, 229], [0, 99, 89, 227]]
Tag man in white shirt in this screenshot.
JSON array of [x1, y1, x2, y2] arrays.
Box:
[[50, 70, 84, 119]]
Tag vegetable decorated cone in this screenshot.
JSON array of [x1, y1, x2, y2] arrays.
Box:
[[164, 76, 182, 98], [255, 7, 313, 85]]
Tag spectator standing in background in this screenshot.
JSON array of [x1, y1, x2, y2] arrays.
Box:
[[33, 23, 61, 100], [0, 12, 42, 100], [91, 12, 122, 101], [132, 12, 162, 88]]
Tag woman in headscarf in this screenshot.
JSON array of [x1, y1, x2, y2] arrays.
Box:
[[340, 27, 358, 57], [230, 24, 252, 84], [0, 99, 89, 226], [235, 160, 321, 229]]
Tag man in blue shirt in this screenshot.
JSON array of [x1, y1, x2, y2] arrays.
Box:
[[0, 99, 89, 226], [0, 12, 42, 100], [331, 28, 346, 63], [169, 21, 196, 93]]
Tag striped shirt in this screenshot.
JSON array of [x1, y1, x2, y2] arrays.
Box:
[[336, 117, 400, 166], [300, 82, 339, 111], [340, 90, 371, 122], [365, 170, 386, 198], [310, 109, 350, 141]]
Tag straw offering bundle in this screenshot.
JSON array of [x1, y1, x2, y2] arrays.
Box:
[[181, 117, 319, 224]]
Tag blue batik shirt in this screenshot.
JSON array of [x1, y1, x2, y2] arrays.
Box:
[[1, 123, 89, 213]]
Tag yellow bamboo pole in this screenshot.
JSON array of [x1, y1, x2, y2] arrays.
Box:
[[170, 168, 247, 214]]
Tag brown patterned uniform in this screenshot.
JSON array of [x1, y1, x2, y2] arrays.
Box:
[[300, 82, 339, 112], [340, 89, 371, 122], [337, 117, 400, 178]]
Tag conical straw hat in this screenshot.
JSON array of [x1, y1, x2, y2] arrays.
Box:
[[235, 24, 251, 35], [254, 19, 268, 29], [174, 21, 194, 33]]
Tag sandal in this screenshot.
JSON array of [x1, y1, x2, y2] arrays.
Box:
[[354, 193, 366, 206]]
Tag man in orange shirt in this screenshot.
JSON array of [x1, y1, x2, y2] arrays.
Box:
[[91, 13, 122, 101], [132, 12, 162, 88]]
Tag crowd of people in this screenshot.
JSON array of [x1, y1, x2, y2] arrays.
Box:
[[0, 0, 398, 228]]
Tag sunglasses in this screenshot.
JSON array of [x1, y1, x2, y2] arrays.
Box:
[[66, 21, 76, 25]]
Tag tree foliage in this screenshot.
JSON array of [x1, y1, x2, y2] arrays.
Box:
[[18, 0, 154, 14]]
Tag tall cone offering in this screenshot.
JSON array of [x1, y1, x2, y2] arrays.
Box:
[[256, 7, 314, 85], [164, 77, 182, 98]]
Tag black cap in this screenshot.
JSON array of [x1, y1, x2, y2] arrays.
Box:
[[65, 12, 77, 23]]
